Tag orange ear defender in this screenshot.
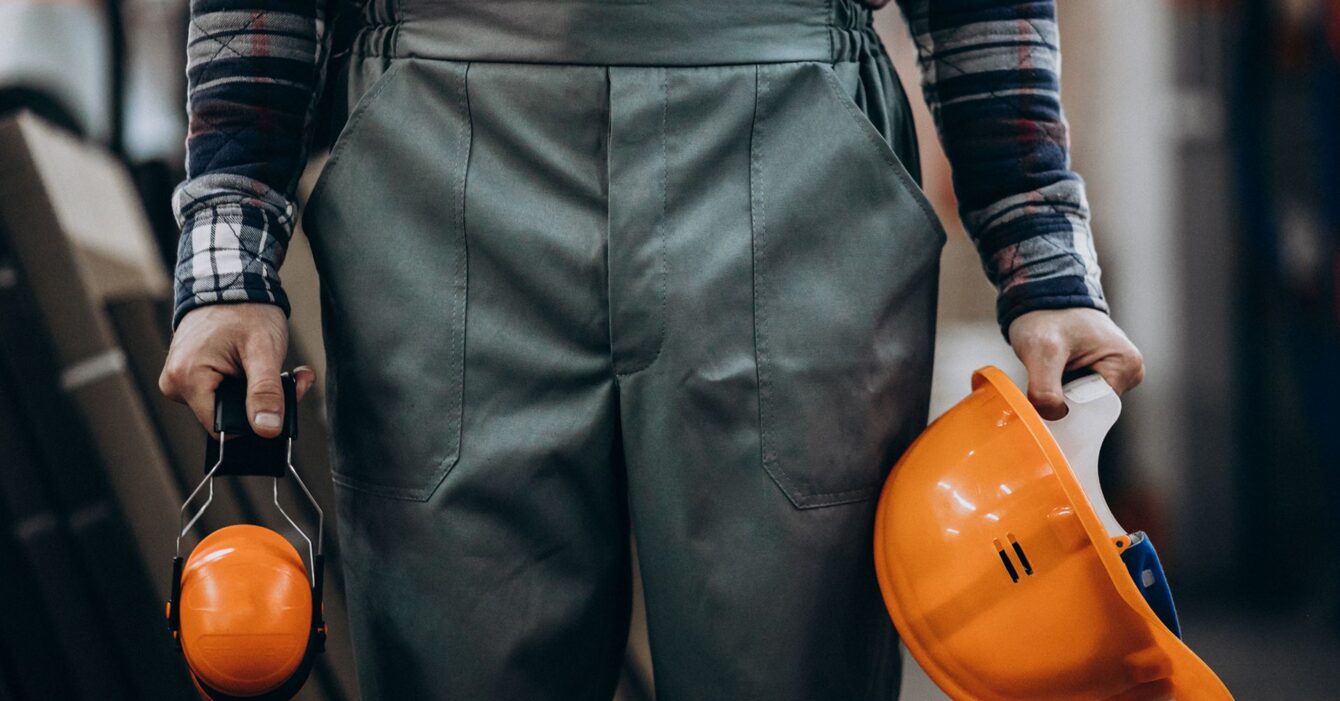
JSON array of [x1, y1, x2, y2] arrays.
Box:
[[874, 367, 1232, 701], [166, 372, 327, 701]]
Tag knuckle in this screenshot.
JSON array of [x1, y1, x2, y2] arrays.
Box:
[[248, 377, 284, 401], [157, 371, 176, 397], [241, 336, 271, 356], [162, 360, 184, 382], [242, 328, 283, 356], [160, 362, 189, 393], [1120, 346, 1145, 372], [1030, 388, 1063, 405]]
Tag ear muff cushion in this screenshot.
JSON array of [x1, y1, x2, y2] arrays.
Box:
[[190, 634, 320, 701], [179, 525, 313, 697]]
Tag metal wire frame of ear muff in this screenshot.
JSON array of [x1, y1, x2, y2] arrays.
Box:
[[165, 373, 328, 701], [174, 434, 324, 587]]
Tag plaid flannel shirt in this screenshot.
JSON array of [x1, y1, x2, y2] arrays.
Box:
[[173, 0, 1107, 333]]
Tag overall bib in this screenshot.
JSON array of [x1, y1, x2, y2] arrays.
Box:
[[302, 1, 946, 698]]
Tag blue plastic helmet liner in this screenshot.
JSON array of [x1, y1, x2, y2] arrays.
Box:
[[1119, 531, 1182, 638]]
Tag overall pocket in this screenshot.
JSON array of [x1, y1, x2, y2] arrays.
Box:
[[303, 58, 472, 501], [749, 61, 945, 508]]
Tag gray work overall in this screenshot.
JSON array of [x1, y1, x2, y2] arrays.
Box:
[[302, 1, 945, 698]]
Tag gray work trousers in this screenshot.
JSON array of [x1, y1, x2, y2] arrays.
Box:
[[302, 1, 945, 698]]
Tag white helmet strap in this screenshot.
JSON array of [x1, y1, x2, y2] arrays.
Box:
[[1043, 373, 1128, 539]]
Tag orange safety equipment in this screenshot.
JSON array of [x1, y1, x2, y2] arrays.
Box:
[[166, 373, 326, 701], [177, 526, 315, 697], [873, 366, 1232, 701]]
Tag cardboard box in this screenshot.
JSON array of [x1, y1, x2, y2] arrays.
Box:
[[0, 193, 192, 698], [0, 112, 184, 598]]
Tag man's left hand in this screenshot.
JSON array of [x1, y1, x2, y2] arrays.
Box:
[[1008, 308, 1145, 420]]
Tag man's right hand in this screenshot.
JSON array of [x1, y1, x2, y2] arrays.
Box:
[[159, 303, 316, 439]]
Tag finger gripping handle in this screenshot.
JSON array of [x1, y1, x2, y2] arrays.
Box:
[[213, 372, 299, 437], [205, 372, 299, 477]]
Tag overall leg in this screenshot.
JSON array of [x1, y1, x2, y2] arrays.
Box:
[[612, 61, 942, 700], [304, 59, 630, 700]]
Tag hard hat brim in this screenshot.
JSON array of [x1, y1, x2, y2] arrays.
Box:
[[873, 366, 1232, 701]]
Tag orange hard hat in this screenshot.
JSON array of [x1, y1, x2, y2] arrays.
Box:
[[874, 366, 1232, 701], [174, 525, 316, 699]]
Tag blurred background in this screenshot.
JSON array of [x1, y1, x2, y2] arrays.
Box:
[[0, 0, 1335, 699]]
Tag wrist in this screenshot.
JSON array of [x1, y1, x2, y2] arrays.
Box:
[[997, 277, 1109, 340]]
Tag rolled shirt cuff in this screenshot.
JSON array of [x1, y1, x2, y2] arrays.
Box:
[[985, 222, 1110, 337], [172, 199, 292, 329]]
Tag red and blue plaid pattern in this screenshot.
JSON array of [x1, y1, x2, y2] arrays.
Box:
[[173, 0, 1106, 333], [173, 0, 324, 326], [900, 0, 1107, 330]]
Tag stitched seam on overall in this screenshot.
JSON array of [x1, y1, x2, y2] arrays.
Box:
[[750, 65, 792, 505], [614, 68, 669, 378], [752, 65, 885, 509], [817, 66, 947, 245], [304, 59, 407, 215], [446, 61, 472, 478], [328, 63, 471, 501]]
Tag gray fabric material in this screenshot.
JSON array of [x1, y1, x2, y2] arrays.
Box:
[[347, 0, 879, 66], [302, 2, 943, 698]]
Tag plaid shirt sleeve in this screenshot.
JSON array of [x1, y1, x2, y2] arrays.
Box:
[[174, 0, 1102, 334], [172, 0, 326, 328], [895, 0, 1109, 334]]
